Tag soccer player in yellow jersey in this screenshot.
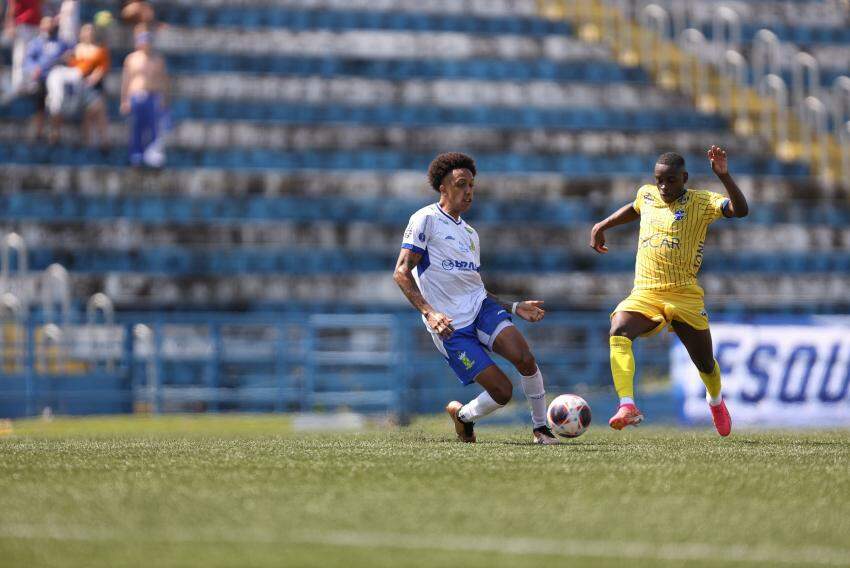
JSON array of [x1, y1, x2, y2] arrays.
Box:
[[590, 146, 748, 436]]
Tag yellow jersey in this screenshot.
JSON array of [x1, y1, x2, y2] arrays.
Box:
[[631, 185, 729, 291]]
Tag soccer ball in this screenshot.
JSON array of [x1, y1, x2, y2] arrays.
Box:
[[546, 394, 592, 438]]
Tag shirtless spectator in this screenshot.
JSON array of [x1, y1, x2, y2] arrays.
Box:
[[121, 28, 168, 166]]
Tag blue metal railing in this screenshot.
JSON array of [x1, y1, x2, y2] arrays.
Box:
[[0, 310, 668, 419]]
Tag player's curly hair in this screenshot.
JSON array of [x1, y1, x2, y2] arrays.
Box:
[[656, 152, 686, 169], [427, 152, 477, 192]]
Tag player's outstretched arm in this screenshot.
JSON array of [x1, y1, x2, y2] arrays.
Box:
[[515, 300, 545, 322], [590, 203, 640, 254], [486, 292, 545, 323], [393, 248, 454, 338], [708, 145, 748, 218]]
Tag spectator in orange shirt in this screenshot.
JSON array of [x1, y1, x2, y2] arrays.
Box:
[[71, 22, 109, 146], [46, 23, 110, 145]]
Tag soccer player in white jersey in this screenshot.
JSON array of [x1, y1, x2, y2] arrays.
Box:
[[393, 152, 559, 444]]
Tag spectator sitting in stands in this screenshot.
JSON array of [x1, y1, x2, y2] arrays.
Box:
[[121, 28, 168, 167], [45, 22, 110, 147], [3, 0, 42, 98], [23, 15, 70, 142]]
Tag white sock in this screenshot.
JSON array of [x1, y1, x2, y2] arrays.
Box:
[[619, 396, 635, 406], [521, 367, 548, 428], [707, 392, 723, 406], [458, 391, 503, 423]]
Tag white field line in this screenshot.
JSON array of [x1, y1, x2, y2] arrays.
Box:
[[306, 531, 850, 566], [1, 525, 849, 566]]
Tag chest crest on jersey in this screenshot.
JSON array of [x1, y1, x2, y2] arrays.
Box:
[[673, 209, 686, 222], [438, 231, 475, 254]]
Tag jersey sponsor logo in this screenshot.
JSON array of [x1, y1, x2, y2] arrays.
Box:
[[693, 240, 705, 271], [441, 259, 479, 272], [458, 351, 476, 370], [639, 233, 681, 250]]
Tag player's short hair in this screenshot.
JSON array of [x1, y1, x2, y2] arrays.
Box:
[[656, 152, 686, 169], [427, 152, 477, 192]]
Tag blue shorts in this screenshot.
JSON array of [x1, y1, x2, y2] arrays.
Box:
[[430, 298, 514, 385]]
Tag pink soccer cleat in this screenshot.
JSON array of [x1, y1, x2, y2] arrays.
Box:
[[709, 399, 732, 437], [608, 403, 644, 430]]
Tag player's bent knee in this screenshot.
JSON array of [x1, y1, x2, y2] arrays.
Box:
[[485, 379, 513, 406], [609, 324, 631, 338], [514, 350, 536, 375], [695, 359, 715, 374]]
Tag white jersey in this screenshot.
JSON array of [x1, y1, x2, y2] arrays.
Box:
[[401, 203, 487, 330]]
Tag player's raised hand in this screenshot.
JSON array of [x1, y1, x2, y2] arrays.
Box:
[[516, 300, 546, 322], [425, 310, 454, 339], [708, 145, 728, 176], [590, 223, 609, 254]]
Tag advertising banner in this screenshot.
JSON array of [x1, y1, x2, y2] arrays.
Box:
[[673, 323, 850, 427]]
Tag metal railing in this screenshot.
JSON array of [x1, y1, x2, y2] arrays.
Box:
[[0, 311, 671, 419], [759, 74, 791, 156], [537, 0, 850, 188], [0, 293, 24, 373]]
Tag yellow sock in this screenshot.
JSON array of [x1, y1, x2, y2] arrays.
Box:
[[609, 336, 635, 401], [699, 359, 722, 403]]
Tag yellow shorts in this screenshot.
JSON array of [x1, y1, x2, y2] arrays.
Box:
[[612, 284, 709, 337]]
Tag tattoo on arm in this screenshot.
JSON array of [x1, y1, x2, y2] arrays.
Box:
[[393, 250, 434, 316]]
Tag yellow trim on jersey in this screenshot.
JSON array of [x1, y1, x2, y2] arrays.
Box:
[[632, 185, 728, 292], [612, 284, 709, 337]]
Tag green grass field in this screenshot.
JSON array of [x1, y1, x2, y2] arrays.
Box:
[[1, 414, 849, 567]]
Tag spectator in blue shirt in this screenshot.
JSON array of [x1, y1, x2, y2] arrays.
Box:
[[24, 16, 71, 141]]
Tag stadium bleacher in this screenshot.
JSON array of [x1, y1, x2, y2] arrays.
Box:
[[1, 0, 849, 416], [5, 6, 850, 563]]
